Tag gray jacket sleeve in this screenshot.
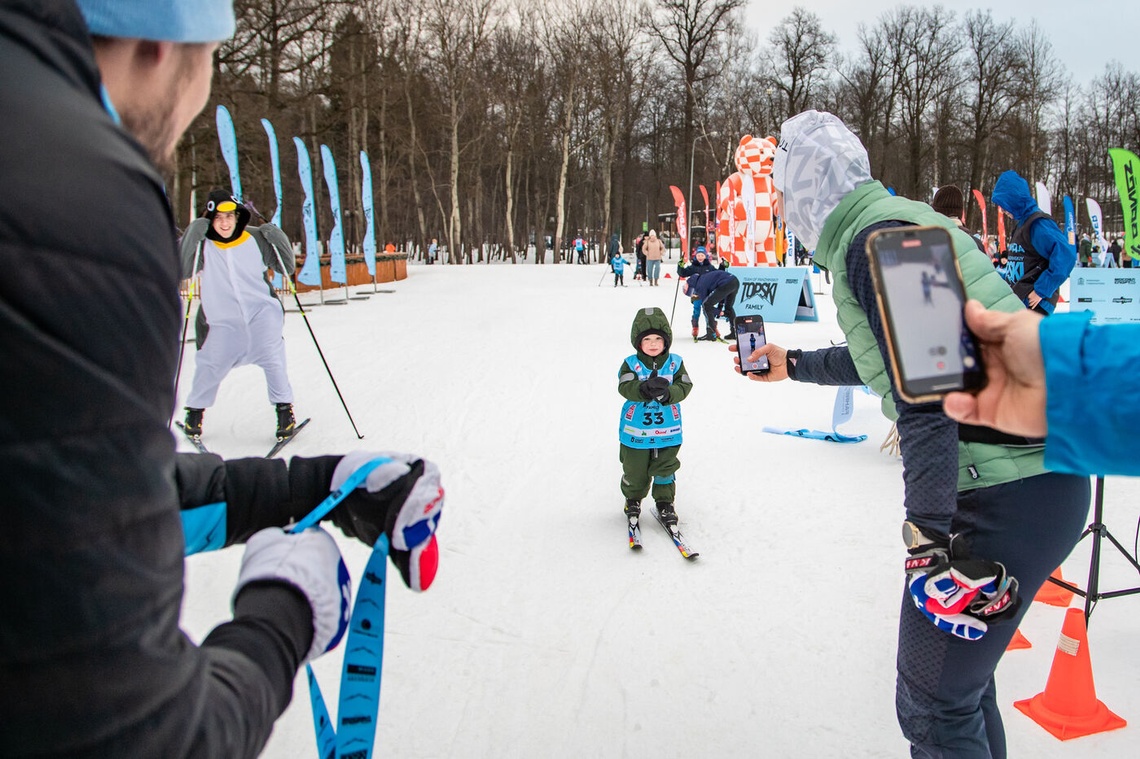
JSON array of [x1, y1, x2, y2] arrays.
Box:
[[253, 224, 296, 276], [178, 218, 209, 278]]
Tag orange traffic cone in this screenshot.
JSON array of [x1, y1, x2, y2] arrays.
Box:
[[663, 272, 672, 278], [1013, 608, 1127, 740], [1035, 567, 1075, 607], [1006, 629, 1032, 650]]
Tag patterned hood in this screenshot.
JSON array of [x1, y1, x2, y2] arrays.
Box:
[[772, 110, 873, 250]]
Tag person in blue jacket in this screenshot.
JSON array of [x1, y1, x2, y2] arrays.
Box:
[[678, 246, 715, 340], [991, 170, 1076, 315], [611, 249, 626, 287], [944, 301, 1140, 477], [687, 268, 740, 341]]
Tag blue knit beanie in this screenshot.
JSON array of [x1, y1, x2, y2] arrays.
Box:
[[75, 0, 235, 43]]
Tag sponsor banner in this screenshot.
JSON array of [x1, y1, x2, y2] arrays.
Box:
[[1109, 147, 1140, 263], [729, 266, 817, 323], [1086, 197, 1109, 252], [1069, 272, 1140, 323]]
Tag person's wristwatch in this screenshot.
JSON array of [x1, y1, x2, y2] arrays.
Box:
[[901, 521, 935, 550], [785, 349, 802, 380]]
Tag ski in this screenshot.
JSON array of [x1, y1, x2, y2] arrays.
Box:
[[651, 510, 699, 560], [265, 418, 311, 458], [628, 515, 643, 550], [174, 421, 210, 454]]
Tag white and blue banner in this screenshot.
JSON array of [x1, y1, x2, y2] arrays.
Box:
[[260, 118, 283, 227], [293, 137, 322, 287], [729, 266, 817, 323], [1063, 195, 1076, 253], [216, 105, 241, 200], [1069, 271, 1140, 323], [320, 144, 347, 285], [261, 118, 284, 289], [360, 150, 377, 278]]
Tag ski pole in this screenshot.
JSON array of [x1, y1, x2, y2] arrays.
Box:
[[273, 249, 364, 439], [668, 264, 683, 326], [171, 240, 204, 426], [171, 279, 195, 424]]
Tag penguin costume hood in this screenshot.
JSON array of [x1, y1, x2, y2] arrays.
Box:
[[203, 189, 251, 242]]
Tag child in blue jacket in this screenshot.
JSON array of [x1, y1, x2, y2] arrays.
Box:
[[611, 251, 626, 287], [616, 307, 694, 525]]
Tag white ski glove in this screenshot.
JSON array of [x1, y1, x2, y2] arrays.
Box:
[[234, 526, 351, 662]]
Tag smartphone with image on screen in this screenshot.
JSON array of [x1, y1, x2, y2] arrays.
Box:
[[865, 225, 986, 404], [734, 314, 769, 376]]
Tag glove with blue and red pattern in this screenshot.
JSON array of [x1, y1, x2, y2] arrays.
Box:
[[905, 531, 1020, 641], [331, 452, 445, 592]]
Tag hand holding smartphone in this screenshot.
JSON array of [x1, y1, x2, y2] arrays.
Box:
[[865, 225, 986, 403], [734, 314, 770, 376]]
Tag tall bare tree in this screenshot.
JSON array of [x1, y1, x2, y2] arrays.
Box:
[[766, 7, 837, 118], [650, 0, 747, 172], [882, 5, 962, 196], [422, 0, 499, 262], [959, 9, 1022, 216]]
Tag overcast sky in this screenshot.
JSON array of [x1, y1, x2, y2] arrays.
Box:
[[743, 1, 1127, 88]]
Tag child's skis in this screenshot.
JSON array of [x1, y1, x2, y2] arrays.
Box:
[[652, 511, 699, 560], [628, 515, 642, 550]]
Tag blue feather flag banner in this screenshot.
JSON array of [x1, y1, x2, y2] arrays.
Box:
[[360, 150, 377, 277], [261, 118, 284, 289], [216, 105, 241, 199], [294, 137, 322, 287], [260, 119, 283, 227], [1063, 194, 1076, 252], [320, 144, 347, 285]]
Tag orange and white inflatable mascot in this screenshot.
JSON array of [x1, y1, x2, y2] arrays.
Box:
[[716, 135, 778, 266]]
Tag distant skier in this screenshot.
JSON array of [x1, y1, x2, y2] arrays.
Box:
[[611, 249, 626, 287], [616, 307, 694, 526], [677, 246, 715, 340], [179, 189, 298, 440]]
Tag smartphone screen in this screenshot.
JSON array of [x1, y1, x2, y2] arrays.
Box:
[[734, 314, 769, 375], [865, 226, 985, 403]]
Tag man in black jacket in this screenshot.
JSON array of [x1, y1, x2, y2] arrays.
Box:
[[0, 2, 445, 757]]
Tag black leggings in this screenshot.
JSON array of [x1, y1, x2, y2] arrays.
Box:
[[896, 471, 1091, 758]]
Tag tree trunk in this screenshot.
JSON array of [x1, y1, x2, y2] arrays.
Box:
[[448, 95, 462, 264]]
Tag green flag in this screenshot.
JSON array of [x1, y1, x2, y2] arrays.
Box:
[[1108, 147, 1140, 262]]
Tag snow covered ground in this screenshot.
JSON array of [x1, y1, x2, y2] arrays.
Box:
[[178, 259, 1140, 758]]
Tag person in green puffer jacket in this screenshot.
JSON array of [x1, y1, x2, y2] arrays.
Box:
[[736, 111, 1090, 759]]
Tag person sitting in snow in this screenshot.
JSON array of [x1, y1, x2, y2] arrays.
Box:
[[616, 307, 694, 527], [179, 189, 298, 441]]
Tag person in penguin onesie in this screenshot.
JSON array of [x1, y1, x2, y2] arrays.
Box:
[[180, 189, 299, 440]]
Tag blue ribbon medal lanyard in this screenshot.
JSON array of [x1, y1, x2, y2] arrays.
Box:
[[289, 457, 392, 759], [762, 385, 868, 443]]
